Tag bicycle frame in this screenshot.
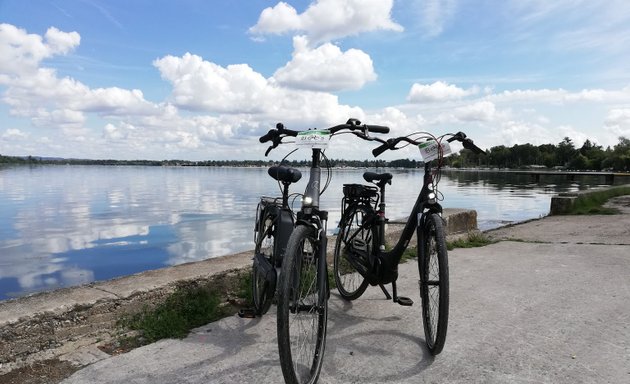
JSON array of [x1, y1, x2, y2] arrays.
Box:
[[379, 162, 442, 266], [257, 198, 294, 267], [343, 161, 443, 287], [295, 148, 329, 308]]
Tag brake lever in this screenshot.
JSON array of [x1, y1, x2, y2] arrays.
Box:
[[346, 118, 362, 127], [264, 135, 283, 157]]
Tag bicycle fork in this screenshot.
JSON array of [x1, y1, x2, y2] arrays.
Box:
[[290, 227, 329, 314]]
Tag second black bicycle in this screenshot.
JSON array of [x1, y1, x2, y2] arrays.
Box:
[[334, 130, 485, 355]]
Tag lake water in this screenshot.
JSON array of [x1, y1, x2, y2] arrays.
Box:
[[0, 165, 615, 301]]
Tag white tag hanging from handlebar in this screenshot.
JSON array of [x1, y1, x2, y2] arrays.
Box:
[[418, 140, 452, 161], [296, 129, 331, 149]]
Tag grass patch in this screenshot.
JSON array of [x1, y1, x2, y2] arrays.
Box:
[[567, 186, 630, 215], [400, 246, 417, 263], [117, 270, 253, 346], [447, 231, 495, 250], [239, 270, 253, 305], [122, 285, 227, 342]]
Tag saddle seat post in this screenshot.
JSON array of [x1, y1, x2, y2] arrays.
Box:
[[281, 181, 291, 208], [376, 179, 388, 250]]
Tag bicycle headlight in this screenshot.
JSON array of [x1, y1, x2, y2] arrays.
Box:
[[303, 196, 313, 206], [428, 192, 437, 204]]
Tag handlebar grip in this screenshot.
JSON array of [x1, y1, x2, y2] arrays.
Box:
[[471, 144, 485, 155], [447, 131, 467, 143], [259, 129, 276, 143], [366, 124, 390, 134], [463, 139, 485, 155], [372, 143, 389, 157]]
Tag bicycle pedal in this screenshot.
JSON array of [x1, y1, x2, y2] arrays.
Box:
[[395, 297, 413, 306], [238, 308, 258, 318]]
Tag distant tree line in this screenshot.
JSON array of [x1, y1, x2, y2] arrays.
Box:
[[447, 136, 630, 171], [2, 136, 629, 171]]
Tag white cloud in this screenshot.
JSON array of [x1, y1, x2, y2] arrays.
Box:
[[249, 0, 403, 44], [605, 108, 630, 138], [490, 88, 599, 104], [407, 81, 478, 103], [3, 21, 630, 161], [420, 0, 457, 38], [361, 107, 414, 136], [103, 122, 134, 140], [153, 51, 364, 125], [0, 24, 79, 77], [31, 108, 85, 128], [154, 53, 271, 114], [44, 26, 81, 55], [487, 124, 583, 148], [273, 36, 376, 92], [248, 2, 302, 36], [1, 128, 29, 140], [453, 101, 496, 122], [495, 120, 552, 147]]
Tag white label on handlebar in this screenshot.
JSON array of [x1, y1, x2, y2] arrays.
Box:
[[296, 130, 330, 149], [418, 140, 452, 161]]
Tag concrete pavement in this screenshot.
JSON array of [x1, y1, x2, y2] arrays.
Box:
[[60, 197, 630, 384]]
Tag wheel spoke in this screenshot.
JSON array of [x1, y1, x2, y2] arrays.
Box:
[[418, 213, 449, 356], [334, 205, 371, 300], [278, 225, 327, 384]]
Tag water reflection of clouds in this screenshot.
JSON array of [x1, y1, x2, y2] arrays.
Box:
[[0, 166, 604, 300], [166, 213, 252, 266], [0, 166, 164, 299], [0, 166, 273, 299]]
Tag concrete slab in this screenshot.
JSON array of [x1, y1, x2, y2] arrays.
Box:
[[486, 213, 630, 245], [61, 232, 630, 383]]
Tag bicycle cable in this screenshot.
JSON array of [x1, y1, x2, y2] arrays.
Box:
[[319, 150, 332, 196]]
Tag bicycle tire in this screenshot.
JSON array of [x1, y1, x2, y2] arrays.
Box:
[[252, 210, 275, 315], [277, 225, 328, 384], [418, 212, 449, 355], [333, 205, 371, 300]]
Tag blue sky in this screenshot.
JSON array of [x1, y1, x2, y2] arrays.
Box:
[[1, 0, 629, 160]]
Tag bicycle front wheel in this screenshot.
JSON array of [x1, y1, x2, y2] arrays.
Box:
[[252, 211, 275, 315], [418, 213, 449, 355], [333, 205, 371, 300], [277, 225, 328, 384]]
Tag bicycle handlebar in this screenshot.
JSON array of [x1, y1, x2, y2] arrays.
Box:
[[372, 140, 392, 158], [372, 131, 485, 157], [259, 118, 390, 156], [364, 124, 390, 134]]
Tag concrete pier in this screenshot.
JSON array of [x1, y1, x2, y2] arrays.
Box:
[[53, 196, 630, 384]]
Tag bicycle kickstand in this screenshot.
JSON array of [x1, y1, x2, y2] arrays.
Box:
[[382, 281, 414, 307], [379, 283, 392, 300]]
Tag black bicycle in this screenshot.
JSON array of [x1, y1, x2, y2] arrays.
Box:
[[244, 165, 303, 317], [333, 131, 484, 355], [259, 118, 389, 384]]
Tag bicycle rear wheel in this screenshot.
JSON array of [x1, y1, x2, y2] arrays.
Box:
[[418, 213, 449, 355], [277, 225, 328, 384], [333, 205, 371, 300], [252, 210, 275, 315]]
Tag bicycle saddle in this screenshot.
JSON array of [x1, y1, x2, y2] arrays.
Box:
[[268, 165, 302, 183], [363, 172, 393, 184]]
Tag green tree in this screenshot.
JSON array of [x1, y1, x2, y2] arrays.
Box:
[[557, 137, 577, 167]]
